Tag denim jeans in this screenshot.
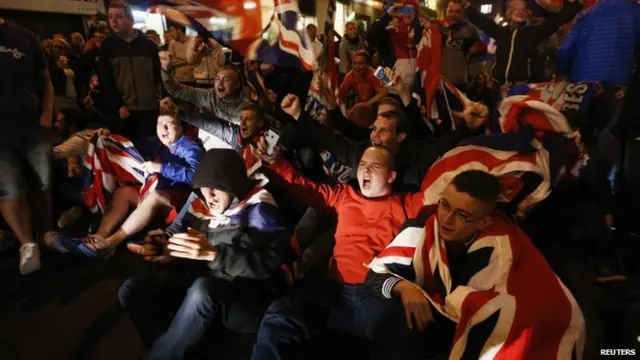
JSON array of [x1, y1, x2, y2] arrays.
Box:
[[119, 273, 272, 360], [251, 278, 396, 360]]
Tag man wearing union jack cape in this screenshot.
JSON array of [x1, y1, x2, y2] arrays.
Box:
[[366, 170, 585, 360]]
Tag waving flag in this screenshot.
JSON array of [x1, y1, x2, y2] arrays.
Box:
[[82, 134, 158, 214], [148, 0, 315, 69], [411, 22, 471, 136], [419, 82, 595, 217], [368, 212, 585, 360]]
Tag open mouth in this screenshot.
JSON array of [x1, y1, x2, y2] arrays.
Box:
[[362, 175, 371, 189], [217, 86, 226, 93]]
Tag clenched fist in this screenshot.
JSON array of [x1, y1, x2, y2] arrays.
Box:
[[281, 94, 302, 120], [159, 51, 172, 72]]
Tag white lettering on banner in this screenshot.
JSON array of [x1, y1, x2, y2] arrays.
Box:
[[561, 83, 589, 113], [600, 349, 637, 356], [0, 46, 25, 59], [0, 0, 104, 15]]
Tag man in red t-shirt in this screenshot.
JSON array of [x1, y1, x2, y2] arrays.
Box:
[[338, 50, 388, 116]]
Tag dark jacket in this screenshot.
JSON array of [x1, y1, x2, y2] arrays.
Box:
[[465, 2, 582, 83], [165, 149, 290, 285], [556, 0, 640, 84], [179, 110, 242, 151], [134, 135, 204, 189], [294, 110, 478, 193], [436, 19, 480, 86], [98, 30, 161, 112]]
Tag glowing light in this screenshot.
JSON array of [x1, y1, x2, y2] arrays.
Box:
[[209, 17, 228, 25], [243, 1, 257, 10]]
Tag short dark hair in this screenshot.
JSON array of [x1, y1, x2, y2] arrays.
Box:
[[366, 145, 396, 171], [169, 24, 186, 34], [108, 1, 134, 20], [450, 170, 500, 206], [352, 49, 370, 63], [378, 110, 408, 135], [145, 29, 159, 36], [306, 24, 317, 30], [379, 96, 403, 110]]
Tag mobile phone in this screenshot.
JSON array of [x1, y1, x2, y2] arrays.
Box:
[[396, 6, 416, 14], [374, 66, 393, 87], [264, 129, 280, 156]]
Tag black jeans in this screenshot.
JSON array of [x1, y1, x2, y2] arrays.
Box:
[[251, 278, 396, 360], [119, 273, 273, 360]]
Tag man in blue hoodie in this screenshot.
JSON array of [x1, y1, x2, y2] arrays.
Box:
[[556, 0, 640, 229], [119, 149, 290, 360], [44, 99, 203, 258]]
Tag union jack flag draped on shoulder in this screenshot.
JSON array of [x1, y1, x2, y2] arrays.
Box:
[[368, 212, 585, 360], [148, 0, 316, 69], [82, 134, 159, 214], [420, 81, 597, 218]]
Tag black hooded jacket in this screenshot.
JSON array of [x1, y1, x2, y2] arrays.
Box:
[[165, 149, 290, 287]]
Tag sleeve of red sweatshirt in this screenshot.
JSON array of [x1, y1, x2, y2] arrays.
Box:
[[268, 159, 344, 212]]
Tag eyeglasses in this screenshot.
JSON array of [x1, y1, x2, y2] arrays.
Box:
[[437, 198, 484, 224]]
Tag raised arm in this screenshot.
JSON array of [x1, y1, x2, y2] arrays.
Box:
[[463, 3, 503, 40], [160, 65, 216, 109], [267, 158, 343, 211], [282, 94, 366, 167], [535, 1, 583, 42], [178, 109, 240, 149]]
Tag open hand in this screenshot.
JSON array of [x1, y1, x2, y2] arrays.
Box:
[[167, 228, 217, 261], [393, 280, 434, 331]]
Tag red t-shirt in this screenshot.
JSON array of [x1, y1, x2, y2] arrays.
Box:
[[338, 67, 385, 105]]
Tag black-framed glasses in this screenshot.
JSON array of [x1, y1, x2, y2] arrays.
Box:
[[437, 198, 485, 224]]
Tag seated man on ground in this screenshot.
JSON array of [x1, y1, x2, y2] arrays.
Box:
[[366, 170, 585, 359], [250, 135, 428, 359], [119, 149, 290, 360], [45, 99, 204, 258]]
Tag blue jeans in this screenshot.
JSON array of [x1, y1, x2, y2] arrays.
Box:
[[119, 273, 272, 360], [251, 278, 396, 360]]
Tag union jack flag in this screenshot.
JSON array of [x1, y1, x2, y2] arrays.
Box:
[[419, 82, 595, 218], [368, 212, 585, 360], [82, 134, 158, 214], [148, 0, 316, 70], [411, 22, 471, 136]]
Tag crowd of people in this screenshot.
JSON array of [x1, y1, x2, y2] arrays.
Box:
[[1, 0, 639, 359]]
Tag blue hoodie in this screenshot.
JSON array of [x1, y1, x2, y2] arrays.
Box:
[[556, 0, 640, 84], [135, 135, 204, 189]]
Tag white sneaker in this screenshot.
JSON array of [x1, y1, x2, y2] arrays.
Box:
[[19, 242, 41, 275]]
